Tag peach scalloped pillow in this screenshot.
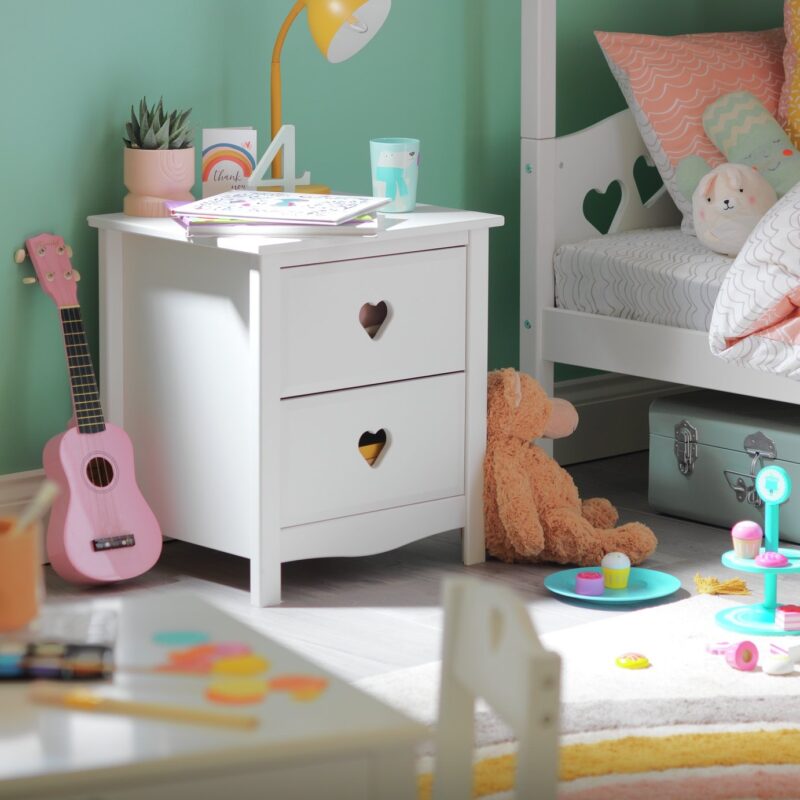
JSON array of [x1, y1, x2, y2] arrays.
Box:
[[596, 28, 785, 230]]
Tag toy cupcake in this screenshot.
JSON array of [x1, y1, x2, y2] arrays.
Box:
[[601, 552, 631, 589], [575, 571, 604, 596], [731, 521, 763, 559]]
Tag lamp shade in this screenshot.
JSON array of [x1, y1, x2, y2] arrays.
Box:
[[306, 0, 391, 63]]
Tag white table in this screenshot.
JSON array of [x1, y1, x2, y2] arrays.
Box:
[[88, 207, 503, 606], [0, 594, 426, 799]]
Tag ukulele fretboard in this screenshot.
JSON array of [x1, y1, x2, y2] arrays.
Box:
[[60, 307, 105, 434]]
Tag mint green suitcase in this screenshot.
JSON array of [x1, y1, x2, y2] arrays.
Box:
[[649, 391, 800, 543]]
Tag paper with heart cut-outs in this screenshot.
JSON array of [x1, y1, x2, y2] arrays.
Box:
[[269, 675, 329, 702], [152, 637, 329, 706], [359, 300, 388, 339], [205, 674, 329, 705], [358, 429, 387, 466], [155, 642, 267, 674], [583, 180, 623, 235]]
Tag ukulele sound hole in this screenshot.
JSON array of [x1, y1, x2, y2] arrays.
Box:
[[86, 457, 114, 488]]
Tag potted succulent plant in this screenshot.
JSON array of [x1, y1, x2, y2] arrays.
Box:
[[123, 97, 195, 217]]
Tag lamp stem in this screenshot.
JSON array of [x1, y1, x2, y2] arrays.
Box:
[[270, 0, 306, 181]]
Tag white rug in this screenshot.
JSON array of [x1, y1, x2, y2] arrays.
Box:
[[356, 594, 800, 742]]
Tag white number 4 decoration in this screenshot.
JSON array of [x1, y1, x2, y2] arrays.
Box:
[[246, 124, 311, 192]]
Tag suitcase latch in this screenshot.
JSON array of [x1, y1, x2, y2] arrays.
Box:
[[744, 431, 777, 466], [722, 431, 777, 508], [674, 419, 698, 476]]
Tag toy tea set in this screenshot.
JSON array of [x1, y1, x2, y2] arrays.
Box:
[[543, 553, 680, 605], [716, 465, 800, 636], [704, 464, 800, 676], [546, 464, 800, 675]]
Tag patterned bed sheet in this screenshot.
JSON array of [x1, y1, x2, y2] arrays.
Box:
[[554, 228, 733, 332]]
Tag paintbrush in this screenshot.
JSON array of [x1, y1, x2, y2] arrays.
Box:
[[29, 682, 260, 730], [6, 481, 59, 540]]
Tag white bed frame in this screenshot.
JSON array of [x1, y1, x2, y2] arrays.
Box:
[[520, 0, 800, 406]]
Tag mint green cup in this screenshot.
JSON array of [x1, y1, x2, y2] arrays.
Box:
[[370, 138, 420, 212]]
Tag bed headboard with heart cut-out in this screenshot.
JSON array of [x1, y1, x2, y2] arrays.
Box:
[[520, 0, 683, 397], [551, 109, 681, 246]]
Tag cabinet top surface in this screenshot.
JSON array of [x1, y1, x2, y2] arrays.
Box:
[[0, 593, 424, 789], [88, 205, 504, 256]]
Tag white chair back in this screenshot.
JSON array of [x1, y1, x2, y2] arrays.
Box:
[[432, 577, 561, 799]]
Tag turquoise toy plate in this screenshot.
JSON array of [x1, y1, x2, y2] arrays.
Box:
[[543, 567, 681, 604]]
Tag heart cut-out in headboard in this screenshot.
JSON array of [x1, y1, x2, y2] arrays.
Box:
[[359, 301, 388, 339], [358, 429, 388, 467], [633, 155, 664, 206], [583, 180, 623, 235]]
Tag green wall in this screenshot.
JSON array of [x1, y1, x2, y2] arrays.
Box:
[[0, 0, 232, 474], [0, 0, 783, 474]]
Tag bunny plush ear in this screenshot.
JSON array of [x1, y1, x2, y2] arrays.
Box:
[[695, 171, 717, 199], [718, 163, 749, 191]]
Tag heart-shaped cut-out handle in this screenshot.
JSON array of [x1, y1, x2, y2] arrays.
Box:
[[633, 155, 664, 206], [359, 301, 388, 339], [583, 180, 623, 235], [358, 429, 387, 467]]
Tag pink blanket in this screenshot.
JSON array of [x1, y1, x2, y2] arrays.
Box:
[[709, 183, 800, 379]]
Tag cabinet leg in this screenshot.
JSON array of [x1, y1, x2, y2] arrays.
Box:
[[250, 557, 282, 607], [461, 517, 486, 566]]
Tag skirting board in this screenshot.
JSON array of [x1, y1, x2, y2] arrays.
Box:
[[555, 374, 688, 465]]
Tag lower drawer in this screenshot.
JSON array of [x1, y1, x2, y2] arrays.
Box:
[[280, 373, 465, 527]]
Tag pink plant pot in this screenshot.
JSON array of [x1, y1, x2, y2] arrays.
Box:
[[123, 147, 195, 217]]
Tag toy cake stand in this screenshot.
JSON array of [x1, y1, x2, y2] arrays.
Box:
[[717, 465, 800, 637]]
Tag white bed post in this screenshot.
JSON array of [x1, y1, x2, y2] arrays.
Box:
[[520, 0, 558, 455]]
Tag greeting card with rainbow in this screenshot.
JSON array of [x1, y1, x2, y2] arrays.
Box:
[[201, 128, 258, 198]]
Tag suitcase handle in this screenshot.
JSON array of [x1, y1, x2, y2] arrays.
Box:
[[723, 469, 764, 509]]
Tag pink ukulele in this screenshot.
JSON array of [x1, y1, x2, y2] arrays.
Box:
[[22, 233, 162, 583]]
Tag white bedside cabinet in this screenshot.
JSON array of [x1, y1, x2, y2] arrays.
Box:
[[88, 206, 503, 605]]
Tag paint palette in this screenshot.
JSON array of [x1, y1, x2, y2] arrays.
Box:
[[0, 642, 113, 680], [152, 632, 328, 706]]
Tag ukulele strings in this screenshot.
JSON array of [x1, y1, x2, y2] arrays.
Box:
[[77, 304, 115, 536], [62, 305, 101, 534], [65, 303, 115, 537], [78, 304, 115, 531]]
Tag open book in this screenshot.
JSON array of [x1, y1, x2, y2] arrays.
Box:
[[170, 190, 390, 226], [171, 213, 384, 238]]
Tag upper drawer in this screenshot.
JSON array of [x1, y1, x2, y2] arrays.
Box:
[[280, 247, 466, 397]]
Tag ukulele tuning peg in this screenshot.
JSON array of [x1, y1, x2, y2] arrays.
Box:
[[13, 248, 27, 264], [73, 269, 81, 282], [22, 277, 37, 285], [65, 245, 73, 258]]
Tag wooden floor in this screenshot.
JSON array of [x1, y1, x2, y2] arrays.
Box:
[[45, 452, 789, 683]]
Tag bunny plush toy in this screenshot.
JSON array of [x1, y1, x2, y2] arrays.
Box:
[[692, 163, 777, 257]]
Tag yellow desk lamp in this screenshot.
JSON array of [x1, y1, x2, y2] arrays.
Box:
[[248, 0, 391, 193]]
